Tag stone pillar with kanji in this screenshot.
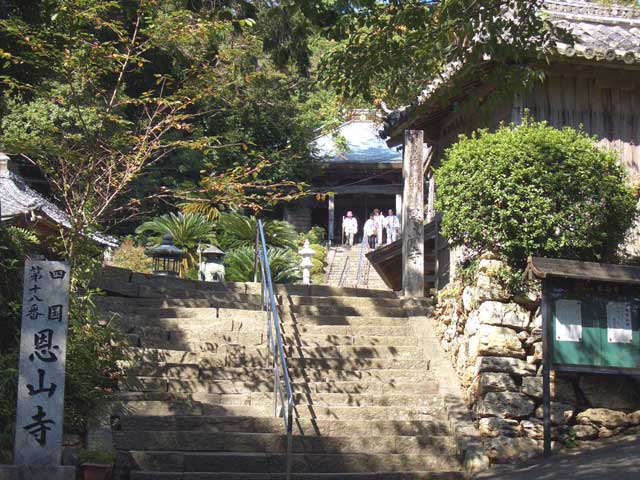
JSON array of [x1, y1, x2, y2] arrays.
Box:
[[13, 260, 74, 479], [402, 130, 425, 298]]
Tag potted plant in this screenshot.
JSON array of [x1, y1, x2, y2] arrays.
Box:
[[77, 448, 115, 480]]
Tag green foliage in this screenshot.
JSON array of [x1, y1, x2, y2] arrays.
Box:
[[321, 0, 556, 105], [0, 226, 39, 460], [302, 226, 327, 245], [436, 120, 637, 267], [0, 351, 18, 463], [217, 213, 298, 251], [136, 212, 216, 271], [76, 447, 116, 465], [0, 1, 341, 235], [564, 427, 579, 449], [109, 238, 154, 274], [224, 246, 301, 284], [309, 243, 327, 284], [64, 292, 121, 433]]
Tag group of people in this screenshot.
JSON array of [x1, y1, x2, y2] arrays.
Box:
[[342, 209, 400, 249]]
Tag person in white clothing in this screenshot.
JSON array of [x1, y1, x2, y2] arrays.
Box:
[[363, 213, 376, 250], [342, 211, 358, 248], [385, 209, 400, 244], [372, 209, 385, 248]]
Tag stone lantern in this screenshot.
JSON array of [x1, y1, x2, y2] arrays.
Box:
[[298, 240, 316, 285], [145, 234, 186, 277], [198, 245, 226, 282]]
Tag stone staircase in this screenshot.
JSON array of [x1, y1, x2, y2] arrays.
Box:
[[94, 267, 467, 479], [324, 244, 389, 290]]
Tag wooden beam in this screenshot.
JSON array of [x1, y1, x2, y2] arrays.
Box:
[[402, 130, 425, 298]]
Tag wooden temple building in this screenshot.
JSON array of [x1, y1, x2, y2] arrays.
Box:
[[283, 110, 404, 246], [370, 0, 640, 294]]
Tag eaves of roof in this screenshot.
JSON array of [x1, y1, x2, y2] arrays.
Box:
[[0, 168, 118, 248], [381, 0, 640, 147]]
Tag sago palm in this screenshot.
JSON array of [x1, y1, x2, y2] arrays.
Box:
[[136, 212, 216, 272], [223, 246, 301, 284], [217, 212, 298, 251]]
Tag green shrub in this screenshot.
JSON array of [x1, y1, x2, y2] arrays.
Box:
[[224, 246, 301, 284], [436, 119, 637, 267], [217, 212, 298, 251], [76, 447, 115, 465], [109, 238, 153, 273], [303, 226, 326, 245]]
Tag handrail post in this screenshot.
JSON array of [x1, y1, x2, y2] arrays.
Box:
[[355, 238, 366, 286]]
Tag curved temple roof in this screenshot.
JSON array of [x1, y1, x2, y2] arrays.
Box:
[[0, 160, 118, 248], [314, 120, 402, 163]]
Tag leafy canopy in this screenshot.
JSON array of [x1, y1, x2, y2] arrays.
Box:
[[435, 120, 637, 267], [321, 0, 556, 106]]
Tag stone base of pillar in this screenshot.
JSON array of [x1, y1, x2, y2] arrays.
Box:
[[0, 465, 76, 480]]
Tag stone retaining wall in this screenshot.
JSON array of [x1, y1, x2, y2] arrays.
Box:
[[435, 255, 640, 464]]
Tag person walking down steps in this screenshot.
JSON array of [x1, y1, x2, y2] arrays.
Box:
[[342, 210, 358, 248], [363, 213, 377, 250], [373, 209, 385, 247], [385, 209, 400, 244]]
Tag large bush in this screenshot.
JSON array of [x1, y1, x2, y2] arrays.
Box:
[[436, 120, 637, 267]]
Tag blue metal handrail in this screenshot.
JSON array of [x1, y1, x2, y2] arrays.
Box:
[[255, 220, 294, 479], [354, 237, 367, 286]]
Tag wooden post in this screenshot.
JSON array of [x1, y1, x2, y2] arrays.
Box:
[[327, 194, 335, 247], [402, 130, 425, 298], [542, 279, 552, 458]]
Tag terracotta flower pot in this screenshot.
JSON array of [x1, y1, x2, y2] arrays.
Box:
[[81, 463, 111, 480]]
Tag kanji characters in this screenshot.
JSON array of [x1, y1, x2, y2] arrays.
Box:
[[27, 369, 57, 397], [23, 406, 55, 446], [49, 270, 66, 280], [28, 329, 60, 363], [26, 303, 44, 320], [47, 305, 63, 322]]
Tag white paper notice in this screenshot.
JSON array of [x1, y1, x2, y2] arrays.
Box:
[[606, 301, 633, 344], [555, 299, 582, 342]]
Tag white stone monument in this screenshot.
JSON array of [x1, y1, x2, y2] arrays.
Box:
[[299, 240, 316, 285]]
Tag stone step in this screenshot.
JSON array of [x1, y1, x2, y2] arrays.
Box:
[[111, 390, 442, 409], [110, 397, 444, 420], [120, 358, 429, 380], [130, 472, 463, 480], [119, 416, 452, 437], [125, 275, 397, 299], [285, 345, 421, 359], [117, 450, 460, 474], [284, 296, 424, 310], [95, 295, 263, 310], [285, 315, 411, 326], [119, 364, 431, 384], [282, 324, 414, 337], [130, 331, 267, 350], [113, 431, 457, 455], [120, 376, 439, 396], [289, 305, 410, 318], [106, 307, 267, 321], [282, 333, 418, 347]]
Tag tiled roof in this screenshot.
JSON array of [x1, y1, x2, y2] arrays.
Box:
[[0, 164, 118, 247], [314, 120, 402, 163], [547, 0, 640, 64], [380, 0, 640, 141]]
